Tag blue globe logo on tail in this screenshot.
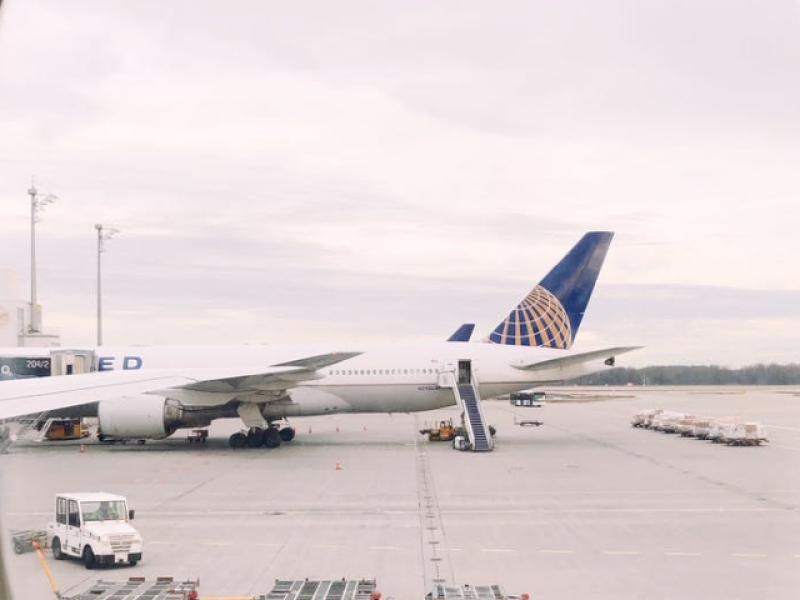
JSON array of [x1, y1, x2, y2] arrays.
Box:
[[487, 285, 572, 349], [483, 231, 614, 350]]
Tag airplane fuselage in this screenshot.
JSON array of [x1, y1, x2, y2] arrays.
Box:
[[83, 341, 607, 417]]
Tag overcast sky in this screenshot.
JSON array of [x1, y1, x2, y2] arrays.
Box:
[[0, 1, 798, 367]]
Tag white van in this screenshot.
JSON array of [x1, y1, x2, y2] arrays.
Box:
[[47, 492, 143, 569]]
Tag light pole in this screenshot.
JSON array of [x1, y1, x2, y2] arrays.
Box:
[[28, 178, 56, 334], [95, 224, 119, 346]]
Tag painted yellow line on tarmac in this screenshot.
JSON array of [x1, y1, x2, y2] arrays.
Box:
[[369, 546, 400, 551]]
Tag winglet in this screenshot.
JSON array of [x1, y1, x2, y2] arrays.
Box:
[[486, 232, 614, 349]]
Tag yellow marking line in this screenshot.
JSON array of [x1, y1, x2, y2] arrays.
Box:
[[369, 546, 400, 551]]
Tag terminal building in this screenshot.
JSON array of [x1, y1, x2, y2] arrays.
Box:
[[0, 269, 60, 379]]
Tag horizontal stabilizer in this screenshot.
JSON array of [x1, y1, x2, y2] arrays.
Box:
[[512, 346, 643, 372]]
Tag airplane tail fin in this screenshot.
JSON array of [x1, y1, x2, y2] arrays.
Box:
[[485, 231, 614, 349], [447, 323, 475, 342]]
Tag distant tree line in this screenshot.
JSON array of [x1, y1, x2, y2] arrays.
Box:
[[565, 364, 800, 386]]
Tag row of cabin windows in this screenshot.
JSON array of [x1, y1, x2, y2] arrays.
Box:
[[328, 368, 436, 376]]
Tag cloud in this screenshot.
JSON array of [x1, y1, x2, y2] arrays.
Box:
[[0, 1, 798, 367]]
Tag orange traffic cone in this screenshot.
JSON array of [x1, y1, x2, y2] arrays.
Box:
[[335, 459, 342, 471]]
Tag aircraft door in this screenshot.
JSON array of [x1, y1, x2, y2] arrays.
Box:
[[457, 360, 472, 385], [65, 499, 81, 552], [438, 360, 457, 388]]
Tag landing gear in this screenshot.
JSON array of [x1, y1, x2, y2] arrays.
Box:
[[264, 427, 282, 448], [229, 432, 247, 448], [247, 428, 266, 448], [229, 423, 295, 449]]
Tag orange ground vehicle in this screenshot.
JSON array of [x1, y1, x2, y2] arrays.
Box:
[[44, 418, 90, 441], [420, 419, 457, 442]]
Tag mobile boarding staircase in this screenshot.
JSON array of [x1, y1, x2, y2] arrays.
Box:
[[440, 360, 494, 452]]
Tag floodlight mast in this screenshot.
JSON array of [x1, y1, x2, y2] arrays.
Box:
[[28, 178, 56, 334], [96, 223, 119, 346]]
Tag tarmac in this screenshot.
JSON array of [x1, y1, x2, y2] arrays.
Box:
[[1, 386, 799, 600]]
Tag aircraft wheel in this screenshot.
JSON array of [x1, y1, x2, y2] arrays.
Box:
[[83, 545, 96, 570], [247, 429, 266, 448], [229, 432, 247, 448], [264, 428, 282, 448], [279, 427, 295, 442], [52, 537, 64, 560]]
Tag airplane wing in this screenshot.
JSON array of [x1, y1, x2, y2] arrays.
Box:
[[0, 351, 360, 420], [512, 346, 643, 372]]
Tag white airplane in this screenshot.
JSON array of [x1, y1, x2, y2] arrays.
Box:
[[0, 232, 638, 450]]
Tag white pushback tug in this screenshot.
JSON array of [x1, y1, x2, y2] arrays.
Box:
[[47, 492, 142, 569]]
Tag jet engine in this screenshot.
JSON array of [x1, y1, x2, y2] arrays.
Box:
[[97, 395, 184, 440]]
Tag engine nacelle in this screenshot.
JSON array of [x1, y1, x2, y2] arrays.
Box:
[[97, 395, 183, 440]]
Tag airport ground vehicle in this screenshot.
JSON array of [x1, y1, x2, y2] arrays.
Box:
[[650, 411, 686, 433], [43, 418, 90, 440], [509, 391, 546, 407], [633, 410, 768, 447], [47, 492, 143, 569], [719, 423, 768, 446], [631, 409, 662, 428], [420, 419, 458, 442], [9, 529, 47, 554]]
